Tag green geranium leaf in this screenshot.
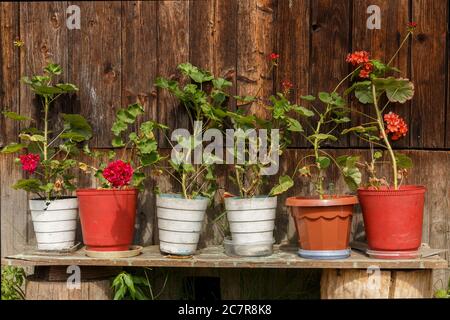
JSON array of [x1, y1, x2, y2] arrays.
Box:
[[55, 83, 78, 93], [1, 143, 25, 154], [12, 179, 42, 192], [286, 118, 303, 132], [44, 63, 62, 75], [300, 95, 315, 102], [395, 153, 413, 169], [333, 116, 351, 124], [318, 92, 333, 104], [317, 156, 331, 169], [111, 120, 128, 136], [62, 114, 93, 141], [341, 126, 378, 135], [269, 175, 294, 196], [2, 111, 32, 121], [212, 78, 232, 90], [372, 77, 414, 103], [112, 136, 125, 147], [293, 106, 314, 117], [308, 133, 338, 142]]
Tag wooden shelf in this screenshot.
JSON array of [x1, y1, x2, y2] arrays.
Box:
[[2, 245, 448, 269]]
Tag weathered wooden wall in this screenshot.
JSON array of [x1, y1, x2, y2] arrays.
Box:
[[1, 0, 449, 296]]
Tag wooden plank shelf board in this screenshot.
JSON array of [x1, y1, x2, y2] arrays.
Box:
[[2, 245, 447, 269]]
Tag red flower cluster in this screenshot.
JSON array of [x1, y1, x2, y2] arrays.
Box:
[[346, 50, 373, 78], [408, 22, 417, 29], [346, 51, 370, 66], [19, 153, 40, 174], [384, 112, 408, 141], [281, 79, 293, 91], [269, 53, 279, 61], [359, 62, 373, 78], [102, 160, 134, 188]]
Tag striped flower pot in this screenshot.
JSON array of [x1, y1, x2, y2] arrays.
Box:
[[30, 197, 78, 251], [156, 194, 208, 256], [225, 196, 277, 244]]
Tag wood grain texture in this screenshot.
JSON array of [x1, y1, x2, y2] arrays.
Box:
[[237, 0, 275, 119], [69, 2, 122, 148], [0, 2, 20, 148], [3, 245, 447, 269], [0, 154, 28, 256], [350, 0, 410, 147], [274, 0, 310, 147], [411, 0, 447, 148], [156, 0, 190, 147], [310, 0, 351, 147], [321, 269, 433, 298]]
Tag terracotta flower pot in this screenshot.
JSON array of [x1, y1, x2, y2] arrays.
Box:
[[76, 188, 138, 251], [358, 185, 425, 256], [286, 195, 358, 259]]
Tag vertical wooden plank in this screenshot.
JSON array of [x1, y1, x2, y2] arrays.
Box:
[[19, 2, 69, 126], [156, 0, 190, 147], [189, 0, 215, 71], [69, 2, 122, 148], [411, 0, 447, 148], [310, 0, 351, 147], [213, 0, 238, 110], [0, 2, 20, 148], [0, 154, 28, 256], [237, 0, 275, 119], [447, 0, 450, 149], [122, 1, 158, 246], [274, 0, 310, 147], [350, 0, 410, 147]]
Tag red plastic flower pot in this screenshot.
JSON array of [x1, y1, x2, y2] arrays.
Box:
[[76, 188, 138, 251], [286, 195, 358, 251], [357, 185, 425, 252]]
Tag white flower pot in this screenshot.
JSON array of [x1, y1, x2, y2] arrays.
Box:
[[225, 196, 277, 244], [156, 194, 208, 256], [29, 197, 78, 251]]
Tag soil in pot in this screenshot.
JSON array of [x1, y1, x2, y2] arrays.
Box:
[[156, 194, 208, 256], [358, 185, 425, 256], [76, 188, 138, 251], [30, 197, 79, 251], [286, 195, 358, 259]]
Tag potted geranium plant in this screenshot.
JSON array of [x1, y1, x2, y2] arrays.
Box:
[[1, 62, 91, 251], [284, 91, 361, 259], [77, 103, 165, 252], [153, 63, 228, 256], [223, 55, 302, 256], [342, 23, 424, 258]]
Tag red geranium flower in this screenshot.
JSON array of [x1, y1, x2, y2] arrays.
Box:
[[102, 160, 134, 188], [19, 153, 40, 174], [384, 112, 408, 141], [269, 53, 280, 61], [359, 62, 373, 78], [408, 22, 417, 29], [346, 51, 370, 66], [281, 79, 293, 91]]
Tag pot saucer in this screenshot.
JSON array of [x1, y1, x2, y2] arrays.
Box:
[[366, 249, 419, 259], [298, 248, 351, 260], [84, 245, 143, 258]]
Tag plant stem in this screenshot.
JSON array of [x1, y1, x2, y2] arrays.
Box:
[[43, 96, 50, 200], [372, 85, 397, 189], [181, 172, 188, 199], [387, 31, 412, 67]]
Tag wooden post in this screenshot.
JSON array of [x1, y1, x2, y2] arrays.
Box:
[[25, 266, 118, 300], [320, 269, 433, 299]]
